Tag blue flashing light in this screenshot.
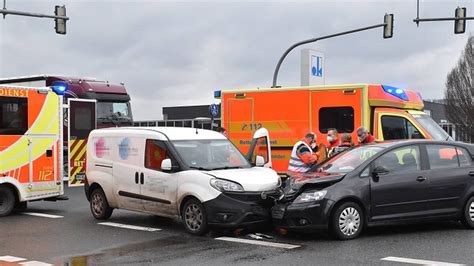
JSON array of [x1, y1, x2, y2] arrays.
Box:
[[214, 90, 221, 99], [382, 85, 408, 101], [51, 81, 68, 95]]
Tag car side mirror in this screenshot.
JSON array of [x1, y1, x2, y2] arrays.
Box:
[[255, 155, 265, 167], [372, 166, 389, 180], [161, 159, 172, 172]]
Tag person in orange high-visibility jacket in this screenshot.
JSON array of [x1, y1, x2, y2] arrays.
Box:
[[288, 132, 319, 173]]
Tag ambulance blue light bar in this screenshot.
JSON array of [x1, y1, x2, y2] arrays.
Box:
[[214, 90, 221, 99], [382, 85, 408, 101], [51, 81, 68, 95]]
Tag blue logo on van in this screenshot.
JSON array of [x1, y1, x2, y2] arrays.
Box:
[[119, 138, 130, 160]]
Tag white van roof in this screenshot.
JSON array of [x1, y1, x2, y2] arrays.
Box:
[[92, 127, 227, 141]]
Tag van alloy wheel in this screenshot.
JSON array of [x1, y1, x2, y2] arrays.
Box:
[[91, 193, 104, 216], [185, 203, 203, 231], [89, 188, 113, 220], [339, 207, 361, 236]]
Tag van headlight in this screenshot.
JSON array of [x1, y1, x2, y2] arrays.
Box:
[[293, 190, 327, 204], [210, 178, 244, 192]]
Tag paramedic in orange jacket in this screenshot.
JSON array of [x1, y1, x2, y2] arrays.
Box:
[[288, 132, 319, 173], [326, 128, 341, 155], [356, 126, 376, 144]]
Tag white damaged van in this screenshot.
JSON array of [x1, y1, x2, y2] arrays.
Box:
[[85, 127, 280, 235]]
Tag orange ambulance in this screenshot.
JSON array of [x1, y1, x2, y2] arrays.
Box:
[[0, 85, 64, 216], [215, 84, 452, 174]]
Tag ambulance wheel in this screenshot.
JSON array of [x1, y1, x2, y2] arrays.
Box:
[[14, 201, 27, 211], [182, 198, 209, 235], [0, 186, 15, 217], [90, 188, 113, 220], [461, 196, 474, 229]]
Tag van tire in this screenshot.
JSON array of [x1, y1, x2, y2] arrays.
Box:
[[182, 198, 209, 235], [330, 202, 364, 240], [461, 196, 474, 229], [0, 186, 15, 217], [14, 201, 27, 211], [90, 188, 113, 220]]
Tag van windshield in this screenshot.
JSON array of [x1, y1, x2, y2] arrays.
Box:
[[412, 114, 453, 141], [172, 139, 251, 170]]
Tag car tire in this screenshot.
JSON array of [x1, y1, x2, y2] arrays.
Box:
[[461, 196, 474, 229], [0, 186, 15, 217], [90, 188, 113, 220], [182, 198, 209, 236], [14, 201, 27, 211], [330, 202, 364, 240]]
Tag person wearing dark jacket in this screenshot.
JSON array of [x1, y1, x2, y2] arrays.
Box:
[[329, 133, 354, 157]]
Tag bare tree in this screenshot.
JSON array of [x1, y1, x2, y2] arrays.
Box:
[[444, 36, 474, 142]]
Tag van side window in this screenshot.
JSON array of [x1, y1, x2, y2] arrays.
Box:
[[381, 115, 424, 140], [145, 139, 169, 171], [0, 97, 28, 135], [319, 107, 354, 133], [426, 145, 458, 169]]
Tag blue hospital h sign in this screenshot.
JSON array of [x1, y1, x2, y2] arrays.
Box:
[[311, 55, 323, 77]]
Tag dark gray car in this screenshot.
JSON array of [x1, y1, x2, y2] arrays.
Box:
[[272, 140, 474, 240]]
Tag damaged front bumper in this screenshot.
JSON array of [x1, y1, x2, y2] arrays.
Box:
[[272, 199, 335, 231]]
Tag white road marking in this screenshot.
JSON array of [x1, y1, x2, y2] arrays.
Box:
[[19, 261, 53, 266], [215, 237, 300, 249], [0, 255, 27, 262], [381, 256, 465, 266], [98, 222, 162, 232], [22, 212, 64, 219]]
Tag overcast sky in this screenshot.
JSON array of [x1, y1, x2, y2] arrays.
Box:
[[0, 0, 472, 120]]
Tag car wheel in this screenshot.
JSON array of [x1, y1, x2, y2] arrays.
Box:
[[0, 186, 15, 217], [331, 202, 364, 240], [461, 196, 474, 229], [14, 201, 27, 211], [90, 188, 113, 220], [182, 198, 209, 235]]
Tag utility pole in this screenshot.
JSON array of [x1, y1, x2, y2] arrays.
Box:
[[272, 14, 394, 88], [0, 0, 69, 34]]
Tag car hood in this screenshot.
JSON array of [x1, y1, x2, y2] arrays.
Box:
[[282, 172, 345, 200], [206, 167, 280, 192]]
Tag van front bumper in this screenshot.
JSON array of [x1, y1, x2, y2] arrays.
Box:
[[203, 192, 275, 228], [272, 199, 335, 232]]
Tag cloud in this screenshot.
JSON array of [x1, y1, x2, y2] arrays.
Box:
[[0, 0, 472, 120]]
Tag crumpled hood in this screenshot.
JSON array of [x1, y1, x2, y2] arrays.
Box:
[[207, 167, 280, 192], [287, 172, 345, 192]]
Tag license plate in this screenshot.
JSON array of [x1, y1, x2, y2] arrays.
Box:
[[271, 206, 285, 219]]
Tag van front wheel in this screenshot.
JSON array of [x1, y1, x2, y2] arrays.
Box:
[[0, 186, 15, 217], [90, 188, 113, 220], [182, 198, 209, 235]]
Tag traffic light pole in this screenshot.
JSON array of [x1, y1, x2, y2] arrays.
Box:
[[271, 21, 388, 88], [0, 9, 68, 21]]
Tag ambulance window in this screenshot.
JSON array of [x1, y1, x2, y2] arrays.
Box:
[[381, 116, 424, 140], [145, 139, 169, 171], [319, 107, 354, 133], [0, 97, 28, 135]]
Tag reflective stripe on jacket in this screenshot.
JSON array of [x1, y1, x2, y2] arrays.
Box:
[[288, 141, 314, 173]]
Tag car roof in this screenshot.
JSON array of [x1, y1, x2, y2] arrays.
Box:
[[364, 139, 474, 152], [92, 127, 227, 141]]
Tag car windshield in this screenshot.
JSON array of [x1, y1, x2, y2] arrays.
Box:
[[412, 113, 453, 141], [97, 102, 132, 121], [172, 139, 251, 170], [316, 145, 384, 174]]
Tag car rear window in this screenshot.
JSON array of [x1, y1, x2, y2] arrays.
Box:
[[426, 145, 460, 169]]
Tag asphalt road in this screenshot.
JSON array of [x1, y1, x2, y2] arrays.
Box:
[[0, 186, 473, 266]]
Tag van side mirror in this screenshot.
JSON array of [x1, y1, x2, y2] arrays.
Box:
[[255, 155, 265, 167], [161, 159, 172, 172]]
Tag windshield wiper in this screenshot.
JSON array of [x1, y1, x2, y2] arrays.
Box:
[[211, 166, 244, 170], [189, 166, 211, 171]]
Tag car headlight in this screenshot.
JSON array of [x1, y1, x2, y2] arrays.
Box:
[[210, 178, 244, 192], [293, 190, 327, 204]]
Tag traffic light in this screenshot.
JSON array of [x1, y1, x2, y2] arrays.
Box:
[[54, 5, 67, 35], [454, 7, 466, 34], [383, 14, 394, 39]]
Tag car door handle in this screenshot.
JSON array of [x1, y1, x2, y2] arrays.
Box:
[[416, 176, 426, 182], [469, 171, 474, 177], [135, 172, 139, 184], [140, 173, 144, 185]]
